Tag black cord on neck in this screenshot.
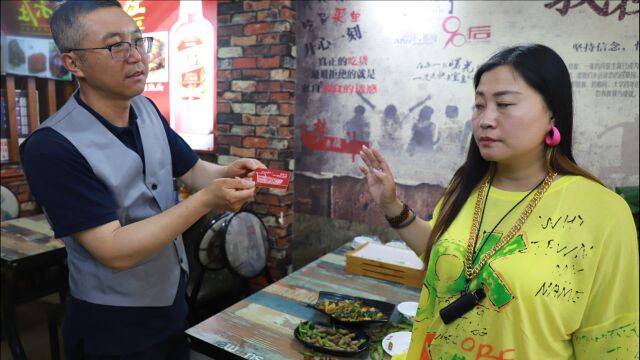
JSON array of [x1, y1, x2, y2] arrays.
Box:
[[470, 175, 546, 267]]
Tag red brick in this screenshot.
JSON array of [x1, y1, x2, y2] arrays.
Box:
[[256, 193, 280, 205], [271, 0, 292, 8], [268, 115, 291, 126], [242, 69, 271, 79], [257, 56, 280, 68], [217, 81, 230, 92], [230, 125, 256, 135], [268, 44, 291, 56], [257, 149, 278, 160], [267, 161, 285, 170], [257, 9, 279, 22], [244, 1, 271, 11], [218, 70, 243, 81], [282, 81, 295, 91], [243, 114, 269, 125], [279, 103, 295, 114], [280, 7, 295, 22], [257, 33, 279, 45], [269, 21, 290, 32], [230, 146, 256, 158], [268, 226, 290, 239], [218, 70, 233, 80], [244, 45, 270, 56], [275, 237, 291, 249], [279, 194, 293, 205], [217, 102, 231, 113], [243, 137, 269, 148], [270, 92, 291, 101], [230, 35, 257, 46], [278, 127, 294, 138], [217, 135, 243, 146], [249, 203, 269, 214], [218, 24, 244, 37], [268, 205, 289, 216], [232, 57, 257, 69], [280, 213, 293, 226], [244, 22, 270, 35], [255, 126, 276, 137], [217, 124, 231, 133], [257, 81, 281, 92], [17, 192, 29, 202]]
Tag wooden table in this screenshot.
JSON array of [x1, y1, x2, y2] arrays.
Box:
[[186, 244, 421, 360], [1, 214, 67, 360]]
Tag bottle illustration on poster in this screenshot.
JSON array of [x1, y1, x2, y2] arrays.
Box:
[[169, 0, 215, 151]]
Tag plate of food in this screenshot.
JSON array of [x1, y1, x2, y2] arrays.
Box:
[[382, 331, 412, 356], [310, 291, 395, 325], [294, 320, 370, 356]]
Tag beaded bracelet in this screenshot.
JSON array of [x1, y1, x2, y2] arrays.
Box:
[[394, 209, 417, 229], [385, 202, 410, 228]]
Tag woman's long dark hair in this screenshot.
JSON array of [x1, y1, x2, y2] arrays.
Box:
[[423, 44, 602, 263]]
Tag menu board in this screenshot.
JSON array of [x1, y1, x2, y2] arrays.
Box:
[[0, 0, 218, 151], [1, 1, 71, 81]]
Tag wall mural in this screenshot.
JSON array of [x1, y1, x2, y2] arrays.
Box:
[[292, 0, 638, 267], [295, 0, 638, 200]]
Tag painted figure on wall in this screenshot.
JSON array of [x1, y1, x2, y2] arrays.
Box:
[[357, 93, 431, 155], [407, 105, 440, 155], [344, 104, 370, 142]]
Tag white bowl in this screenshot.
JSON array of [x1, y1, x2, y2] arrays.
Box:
[[382, 331, 412, 355], [397, 301, 418, 322]]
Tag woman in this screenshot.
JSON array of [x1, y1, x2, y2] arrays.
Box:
[[359, 44, 639, 359]]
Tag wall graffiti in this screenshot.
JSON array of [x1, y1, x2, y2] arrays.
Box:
[[296, 0, 638, 191]]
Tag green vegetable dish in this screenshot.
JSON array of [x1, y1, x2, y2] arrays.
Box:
[[294, 321, 370, 355], [315, 299, 386, 322]]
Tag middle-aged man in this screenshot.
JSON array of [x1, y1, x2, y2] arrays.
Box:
[[20, 1, 261, 359]]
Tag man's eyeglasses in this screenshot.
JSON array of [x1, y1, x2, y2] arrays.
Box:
[[67, 37, 154, 61]]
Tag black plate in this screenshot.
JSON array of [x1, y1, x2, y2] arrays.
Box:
[[310, 291, 395, 325], [294, 320, 370, 356]]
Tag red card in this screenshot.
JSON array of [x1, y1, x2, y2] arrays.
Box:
[[252, 169, 291, 189]]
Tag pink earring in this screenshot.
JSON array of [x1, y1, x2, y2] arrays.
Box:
[[545, 126, 561, 147]]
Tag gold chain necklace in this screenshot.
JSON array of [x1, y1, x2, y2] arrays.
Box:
[[464, 172, 556, 280]]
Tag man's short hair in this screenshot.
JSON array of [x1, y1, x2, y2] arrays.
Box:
[[50, 0, 122, 53]]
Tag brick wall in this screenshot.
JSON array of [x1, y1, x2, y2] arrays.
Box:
[[216, 0, 296, 283]]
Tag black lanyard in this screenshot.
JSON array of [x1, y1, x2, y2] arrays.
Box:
[[470, 175, 546, 267]]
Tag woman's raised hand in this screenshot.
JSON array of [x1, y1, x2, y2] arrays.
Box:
[[358, 146, 398, 210]]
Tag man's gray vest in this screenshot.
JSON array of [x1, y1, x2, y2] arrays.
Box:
[[32, 92, 189, 307]]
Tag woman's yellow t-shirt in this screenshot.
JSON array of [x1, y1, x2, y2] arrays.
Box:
[[394, 176, 639, 360]]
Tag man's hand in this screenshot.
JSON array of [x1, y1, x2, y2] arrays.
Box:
[[203, 177, 256, 212], [225, 158, 267, 180]]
